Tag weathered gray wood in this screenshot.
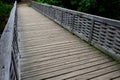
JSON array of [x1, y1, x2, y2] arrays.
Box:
[[66, 64, 120, 80], [22, 59, 111, 80], [22, 54, 103, 73], [89, 70, 120, 80], [22, 58, 110, 79], [0, 1, 20, 80], [19, 4, 120, 80], [32, 1, 120, 61], [32, 1, 120, 27], [47, 62, 117, 80], [88, 18, 94, 42], [111, 76, 120, 80]]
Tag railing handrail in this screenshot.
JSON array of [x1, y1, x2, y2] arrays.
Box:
[[0, 1, 20, 80], [32, 1, 120, 61], [33, 1, 120, 27]]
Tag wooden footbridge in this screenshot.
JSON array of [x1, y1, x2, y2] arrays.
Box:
[[0, 1, 120, 80]]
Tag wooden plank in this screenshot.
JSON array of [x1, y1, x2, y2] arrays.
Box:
[[109, 74, 120, 80], [21, 57, 109, 78], [22, 37, 80, 47], [48, 62, 117, 80], [21, 48, 96, 66], [21, 41, 87, 52], [21, 44, 91, 58], [22, 59, 111, 80], [89, 70, 120, 80], [22, 54, 103, 73], [21, 51, 102, 72], [65, 64, 120, 80], [18, 4, 120, 80], [20, 40, 79, 49], [113, 78, 120, 80], [112, 76, 120, 80]]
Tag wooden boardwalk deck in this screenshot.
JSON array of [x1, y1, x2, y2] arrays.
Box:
[[18, 4, 120, 80]]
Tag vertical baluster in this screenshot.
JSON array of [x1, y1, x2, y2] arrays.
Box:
[[89, 17, 94, 43], [61, 11, 63, 24], [71, 14, 75, 32]]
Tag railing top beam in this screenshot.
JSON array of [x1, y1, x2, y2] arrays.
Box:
[[32, 1, 120, 27], [0, 1, 17, 80]]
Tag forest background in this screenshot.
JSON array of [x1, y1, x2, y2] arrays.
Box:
[[1, 0, 120, 34], [34, 0, 120, 20]]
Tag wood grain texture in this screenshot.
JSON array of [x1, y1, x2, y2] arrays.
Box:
[[32, 1, 120, 61], [18, 4, 120, 80], [0, 1, 20, 80]]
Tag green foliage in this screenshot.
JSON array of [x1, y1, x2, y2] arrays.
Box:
[[0, 1, 12, 17], [77, 0, 96, 12], [35, 0, 63, 6], [34, 0, 120, 20], [77, 0, 120, 20], [0, 1, 12, 34]]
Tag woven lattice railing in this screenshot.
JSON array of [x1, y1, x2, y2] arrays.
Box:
[[0, 1, 20, 80], [32, 1, 120, 61]]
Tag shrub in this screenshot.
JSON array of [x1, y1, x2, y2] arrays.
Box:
[[0, 1, 12, 34]]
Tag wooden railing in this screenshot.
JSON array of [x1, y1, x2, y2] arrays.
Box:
[[32, 1, 120, 61], [0, 1, 20, 80]]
